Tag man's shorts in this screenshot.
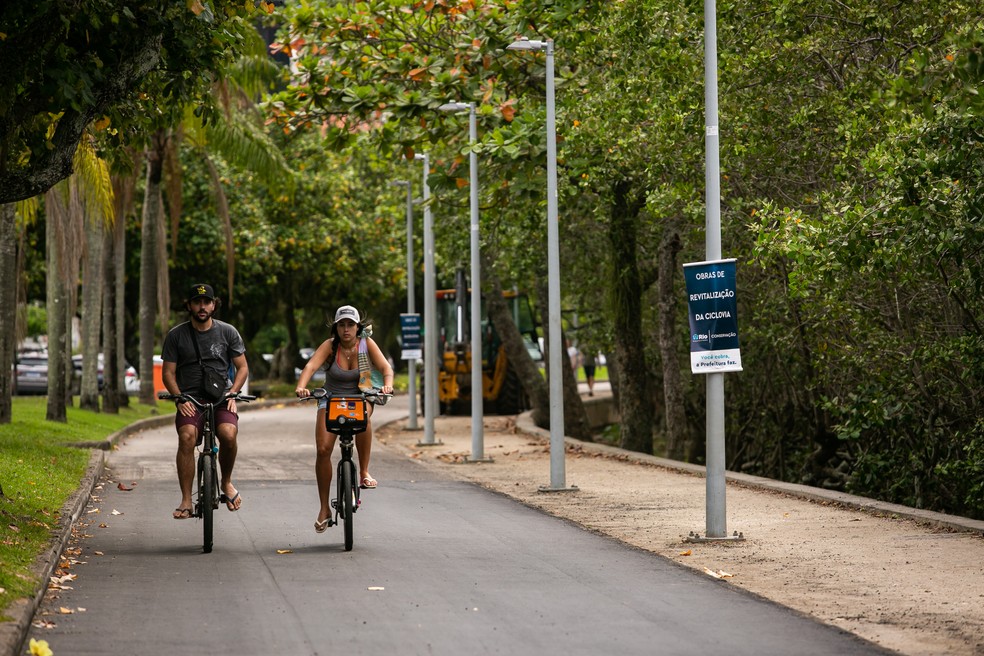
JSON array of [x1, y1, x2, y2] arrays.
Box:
[[174, 400, 239, 432]]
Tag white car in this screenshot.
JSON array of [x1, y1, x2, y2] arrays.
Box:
[[121, 355, 162, 394]]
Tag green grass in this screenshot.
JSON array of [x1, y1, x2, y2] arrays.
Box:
[[0, 397, 158, 619]]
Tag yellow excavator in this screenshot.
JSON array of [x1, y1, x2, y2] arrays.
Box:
[[435, 276, 541, 415]]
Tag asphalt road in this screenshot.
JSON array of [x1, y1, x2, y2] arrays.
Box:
[[26, 397, 887, 655]]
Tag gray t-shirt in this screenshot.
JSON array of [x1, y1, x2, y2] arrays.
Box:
[[161, 320, 246, 399]]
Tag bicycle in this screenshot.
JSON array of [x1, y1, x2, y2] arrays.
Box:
[[158, 390, 255, 553], [298, 387, 390, 551]]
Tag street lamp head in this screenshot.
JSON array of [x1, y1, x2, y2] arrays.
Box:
[[506, 37, 547, 52], [438, 101, 471, 113], [413, 153, 426, 161], [390, 180, 409, 188]]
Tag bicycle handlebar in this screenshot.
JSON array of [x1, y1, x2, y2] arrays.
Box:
[[158, 391, 257, 408], [296, 387, 392, 406]]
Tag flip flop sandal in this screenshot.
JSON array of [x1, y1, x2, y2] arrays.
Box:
[[314, 518, 330, 533], [220, 491, 242, 511], [173, 508, 192, 520], [360, 476, 377, 489]]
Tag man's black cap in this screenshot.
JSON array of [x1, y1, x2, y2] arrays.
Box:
[[188, 284, 215, 301]]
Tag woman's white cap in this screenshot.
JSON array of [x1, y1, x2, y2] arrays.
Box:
[[334, 305, 360, 324]]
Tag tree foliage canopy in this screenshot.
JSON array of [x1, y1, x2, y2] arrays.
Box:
[[0, 0, 269, 203]]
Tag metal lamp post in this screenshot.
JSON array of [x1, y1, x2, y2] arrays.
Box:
[[505, 37, 572, 491], [417, 152, 441, 446], [438, 101, 488, 463], [390, 179, 419, 430]]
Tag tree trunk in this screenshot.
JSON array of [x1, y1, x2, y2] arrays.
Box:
[[0, 203, 16, 423], [608, 181, 654, 454], [533, 277, 592, 440], [560, 328, 592, 441], [482, 254, 549, 425], [45, 188, 68, 422], [113, 174, 131, 408], [138, 134, 166, 405], [273, 296, 300, 383], [658, 224, 693, 461], [101, 220, 119, 414], [79, 209, 104, 411]]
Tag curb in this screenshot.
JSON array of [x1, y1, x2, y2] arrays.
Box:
[[0, 398, 290, 656], [514, 413, 984, 536]]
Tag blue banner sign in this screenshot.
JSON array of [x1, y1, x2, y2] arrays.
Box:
[[399, 313, 422, 360], [683, 258, 742, 374]]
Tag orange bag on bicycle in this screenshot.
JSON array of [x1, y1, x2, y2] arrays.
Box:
[[325, 397, 368, 433]]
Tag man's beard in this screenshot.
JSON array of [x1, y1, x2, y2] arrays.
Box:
[[191, 309, 213, 325]]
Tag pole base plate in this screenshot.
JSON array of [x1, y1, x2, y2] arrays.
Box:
[[683, 530, 745, 543]]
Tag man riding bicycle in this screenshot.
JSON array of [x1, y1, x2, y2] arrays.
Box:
[[161, 284, 249, 520]]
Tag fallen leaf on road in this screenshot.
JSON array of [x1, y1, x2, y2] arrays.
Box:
[[93, 551, 104, 556], [117, 482, 136, 491], [111, 509, 123, 515], [276, 549, 293, 554], [32, 620, 56, 629], [86, 508, 100, 514], [703, 568, 734, 579], [679, 550, 692, 556], [98, 523, 108, 528], [367, 586, 385, 591], [58, 607, 74, 614]]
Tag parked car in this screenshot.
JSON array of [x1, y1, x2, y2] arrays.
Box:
[[72, 353, 102, 390], [72, 353, 140, 394], [14, 351, 48, 395], [124, 366, 140, 393], [121, 356, 158, 394]]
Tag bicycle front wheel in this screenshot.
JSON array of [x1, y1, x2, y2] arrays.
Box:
[[200, 454, 216, 553], [341, 462, 355, 551]]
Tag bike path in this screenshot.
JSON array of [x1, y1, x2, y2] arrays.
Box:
[[21, 400, 890, 656]]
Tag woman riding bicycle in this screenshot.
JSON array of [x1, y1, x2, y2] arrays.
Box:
[[295, 306, 394, 533]]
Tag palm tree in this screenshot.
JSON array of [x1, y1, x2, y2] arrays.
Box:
[[42, 139, 114, 418], [75, 140, 114, 411], [135, 29, 293, 405], [0, 196, 39, 423], [0, 203, 16, 423], [102, 154, 142, 413]]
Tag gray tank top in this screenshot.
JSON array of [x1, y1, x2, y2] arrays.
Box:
[[324, 358, 360, 395]]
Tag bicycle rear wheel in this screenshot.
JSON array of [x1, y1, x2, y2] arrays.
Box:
[[200, 454, 216, 553], [341, 462, 355, 551]]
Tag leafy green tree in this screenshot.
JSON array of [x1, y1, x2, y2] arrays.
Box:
[[731, 4, 983, 516], [0, 0, 267, 204], [268, 0, 605, 432]]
